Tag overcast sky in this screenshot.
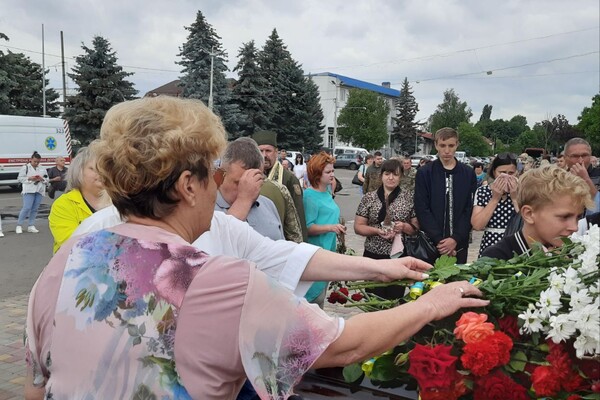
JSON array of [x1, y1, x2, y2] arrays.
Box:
[[2, 0, 599, 128]]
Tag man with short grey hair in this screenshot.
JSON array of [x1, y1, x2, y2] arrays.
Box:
[[564, 137, 599, 214], [217, 137, 284, 240]]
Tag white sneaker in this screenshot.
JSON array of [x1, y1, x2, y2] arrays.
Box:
[[0, 231, 4, 237], [15, 226, 22, 234], [27, 226, 39, 233]]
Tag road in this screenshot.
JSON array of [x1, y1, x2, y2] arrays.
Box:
[[0, 168, 365, 300]]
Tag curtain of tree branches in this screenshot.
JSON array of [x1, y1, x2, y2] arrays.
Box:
[[63, 36, 137, 145], [0, 33, 60, 116], [391, 77, 419, 155], [177, 11, 240, 136]]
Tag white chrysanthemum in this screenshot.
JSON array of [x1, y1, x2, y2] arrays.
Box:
[[538, 288, 562, 316], [578, 250, 598, 275], [519, 304, 544, 334], [573, 334, 600, 359], [570, 288, 593, 310], [575, 302, 600, 337], [590, 281, 600, 296], [547, 314, 577, 343], [563, 266, 582, 295], [548, 271, 566, 292]]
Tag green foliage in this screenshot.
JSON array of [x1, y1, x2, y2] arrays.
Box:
[[342, 363, 364, 383], [255, 29, 324, 151], [177, 11, 239, 136], [479, 104, 492, 122], [577, 93, 600, 154], [457, 122, 492, 156], [337, 88, 389, 151], [391, 77, 420, 155], [231, 40, 269, 138], [428, 89, 472, 132], [0, 33, 60, 116], [534, 114, 579, 154], [64, 36, 137, 145]]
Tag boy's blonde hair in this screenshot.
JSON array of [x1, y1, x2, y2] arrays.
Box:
[[517, 165, 594, 211]]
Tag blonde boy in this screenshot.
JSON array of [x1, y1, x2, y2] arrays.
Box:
[[481, 165, 593, 260]]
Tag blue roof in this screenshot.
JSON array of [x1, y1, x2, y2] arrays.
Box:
[[313, 72, 401, 98]]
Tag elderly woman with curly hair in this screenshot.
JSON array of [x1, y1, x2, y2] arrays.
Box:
[[25, 97, 488, 400]]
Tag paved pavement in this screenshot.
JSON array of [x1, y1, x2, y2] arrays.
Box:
[[0, 219, 483, 398]]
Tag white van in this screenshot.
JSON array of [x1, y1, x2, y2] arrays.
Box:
[[0, 115, 72, 188], [455, 151, 468, 164], [333, 146, 369, 161]]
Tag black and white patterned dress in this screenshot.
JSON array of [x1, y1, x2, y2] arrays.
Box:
[[474, 185, 517, 256]]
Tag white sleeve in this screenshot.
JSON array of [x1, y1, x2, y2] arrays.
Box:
[[198, 213, 319, 296]]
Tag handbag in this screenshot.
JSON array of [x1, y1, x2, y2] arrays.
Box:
[[352, 171, 362, 186], [402, 222, 439, 264], [334, 177, 343, 193]]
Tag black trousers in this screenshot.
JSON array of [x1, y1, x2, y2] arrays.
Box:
[[363, 249, 407, 301]]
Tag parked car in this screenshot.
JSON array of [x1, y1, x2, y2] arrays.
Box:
[[334, 153, 361, 170]]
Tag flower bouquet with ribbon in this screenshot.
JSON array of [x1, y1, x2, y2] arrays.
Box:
[[328, 225, 600, 399]]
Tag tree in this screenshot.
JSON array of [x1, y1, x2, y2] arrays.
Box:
[[257, 29, 324, 151], [337, 88, 389, 151], [231, 41, 269, 138], [64, 36, 136, 145], [0, 34, 59, 116], [535, 114, 578, 154], [457, 122, 491, 156], [391, 77, 420, 155], [577, 94, 600, 154], [177, 11, 239, 135], [428, 89, 472, 132], [479, 104, 492, 122]]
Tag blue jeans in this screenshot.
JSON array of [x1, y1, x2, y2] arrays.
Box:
[[18, 192, 43, 226]]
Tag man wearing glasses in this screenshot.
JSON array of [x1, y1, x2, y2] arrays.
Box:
[[564, 137, 599, 215]]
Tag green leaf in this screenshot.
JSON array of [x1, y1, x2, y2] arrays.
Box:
[[342, 363, 364, 383], [582, 394, 600, 400], [132, 336, 142, 346], [429, 262, 461, 280], [394, 352, 409, 367], [139, 322, 146, 336], [509, 351, 528, 372], [370, 355, 401, 381]]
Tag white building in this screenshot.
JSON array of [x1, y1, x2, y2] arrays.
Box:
[[310, 72, 400, 155]]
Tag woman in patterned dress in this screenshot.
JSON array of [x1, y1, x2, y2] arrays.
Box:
[[354, 159, 419, 299], [471, 153, 519, 256], [24, 96, 488, 400]]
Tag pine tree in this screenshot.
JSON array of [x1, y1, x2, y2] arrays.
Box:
[[391, 77, 419, 155], [231, 41, 269, 138], [258, 29, 324, 150], [177, 11, 239, 136], [0, 34, 59, 116], [64, 36, 137, 145]]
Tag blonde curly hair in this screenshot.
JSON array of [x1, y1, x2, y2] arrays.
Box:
[[93, 96, 227, 219], [517, 164, 594, 211]]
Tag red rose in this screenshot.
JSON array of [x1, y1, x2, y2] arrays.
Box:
[[351, 293, 363, 301], [461, 332, 513, 376], [327, 292, 339, 304], [408, 344, 458, 392], [562, 371, 584, 392], [531, 365, 561, 397], [497, 315, 520, 339], [339, 287, 349, 296], [420, 378, 468, 400], [566, 396, 582, 400], [474, 370, 529, 400]]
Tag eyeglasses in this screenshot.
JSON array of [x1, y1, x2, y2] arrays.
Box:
[[497, 153, 517, 161], [212, 167, 226, 188]]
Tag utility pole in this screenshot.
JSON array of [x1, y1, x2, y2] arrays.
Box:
[[41, 24, 46, 117], [60, 31, 67, 112], [208, 46, 215, 110]]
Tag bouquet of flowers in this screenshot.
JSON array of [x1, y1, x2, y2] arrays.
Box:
[[329, 225, 600, 399]]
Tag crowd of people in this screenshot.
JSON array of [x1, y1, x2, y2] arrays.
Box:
[[16, 95, 598, 399]]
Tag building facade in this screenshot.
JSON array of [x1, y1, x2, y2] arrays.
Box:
[[310, 73, 400, 155]]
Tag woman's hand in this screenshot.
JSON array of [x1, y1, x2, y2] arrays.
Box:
[[505, 175, 518, 198], [416, 281, 489, 320], [371, 256, 432, 282], [393, 221, 405, 234], [490, 175, 505, 200], [330, 224, 347, 234], [377, 229, 395, 241]]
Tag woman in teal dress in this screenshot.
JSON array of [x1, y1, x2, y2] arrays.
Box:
[[303, 152, 346, 306]]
